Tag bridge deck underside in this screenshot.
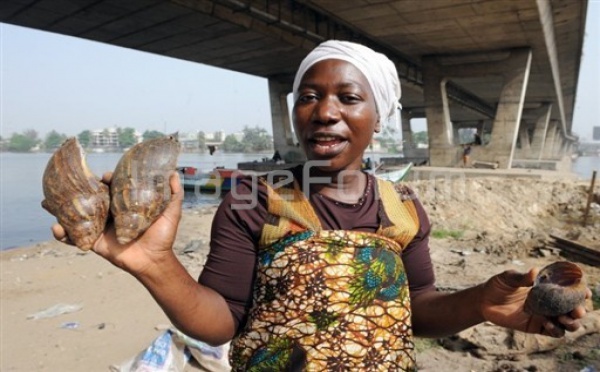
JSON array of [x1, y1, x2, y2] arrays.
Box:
[[0, 0, 586, 128]]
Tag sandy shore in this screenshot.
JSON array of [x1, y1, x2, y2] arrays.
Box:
[[2, 175, 599, 371], [1, 242, 170, 371], [1, 207, 217, 372]]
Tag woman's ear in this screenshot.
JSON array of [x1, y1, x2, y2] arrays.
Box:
[[374, 119, 381, 133]]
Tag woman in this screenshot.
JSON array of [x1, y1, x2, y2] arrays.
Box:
[[52, 40, 589, 371]]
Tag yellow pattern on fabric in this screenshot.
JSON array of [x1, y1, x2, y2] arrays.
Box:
[[259, 179, 321, 248], [376, 179, 420, 249], [231, 177, 421, 371]]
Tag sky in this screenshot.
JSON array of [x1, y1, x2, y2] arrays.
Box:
[[0, 23, 273, 138], [0, 1, 598, 141]]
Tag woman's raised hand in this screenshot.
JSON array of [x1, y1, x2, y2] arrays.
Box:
[[52, 171, 183, 276]]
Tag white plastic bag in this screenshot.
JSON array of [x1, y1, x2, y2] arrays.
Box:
[[171, 328, 230, 371], [111, 328, 230, 372], [111, 330, 188, 372]]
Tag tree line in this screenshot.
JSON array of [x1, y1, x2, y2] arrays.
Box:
[[219, 126, 273, 153], [1, 126, 429, 154], [0, 128, 164, 153], [1, 126, 274, 154]]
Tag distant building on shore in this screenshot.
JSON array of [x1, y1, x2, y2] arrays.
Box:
[[179, 131, 201, 152], [90, 127, 142, 151], [91, 128, 119, 147]]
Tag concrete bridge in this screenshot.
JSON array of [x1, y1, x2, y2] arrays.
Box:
[[1, 0, 587, 169]]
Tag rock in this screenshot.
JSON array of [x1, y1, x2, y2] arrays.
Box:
[[537, 248, 554, 258]]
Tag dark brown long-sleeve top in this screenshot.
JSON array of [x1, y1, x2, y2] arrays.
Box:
[[199, 170, 435, 333]]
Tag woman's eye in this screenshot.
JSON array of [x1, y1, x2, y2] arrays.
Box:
[[297, 93, 317, 103], [340, 94, 361, 103]]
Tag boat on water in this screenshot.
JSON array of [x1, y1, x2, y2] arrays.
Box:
[[375, 162, 413, 182], [178, 162, 414, 194], [178, 166, 244, 193]]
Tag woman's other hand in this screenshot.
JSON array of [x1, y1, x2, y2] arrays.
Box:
[[480, 268, 591, 338]]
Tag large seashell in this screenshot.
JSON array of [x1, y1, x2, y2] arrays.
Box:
[[111, 135, 181, 244], [41, 138, 110, 251], [524, 261, 587, 317]]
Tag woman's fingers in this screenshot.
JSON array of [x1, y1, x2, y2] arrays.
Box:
[[170, 170, 183, 198], [495, 268, 539, 290], [51, 223, 66, 240], [162, 171, 183, 222], [557, 314, 581, 333], [51, 224, 73, 245], [102, 171, 113, 185], [541, 319, 565, 338]]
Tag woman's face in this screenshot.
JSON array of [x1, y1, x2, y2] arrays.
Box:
[[293, 59, 379, 172]]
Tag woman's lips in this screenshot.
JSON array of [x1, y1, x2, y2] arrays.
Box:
[[308, 136, 348, 157]]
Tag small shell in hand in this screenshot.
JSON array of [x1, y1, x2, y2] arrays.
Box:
[[41, 138, 110, 251], [110, 135, 181, 244], [524, 261, 587, 317]]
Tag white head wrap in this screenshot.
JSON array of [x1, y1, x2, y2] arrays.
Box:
[[292, 40, 401, 130]]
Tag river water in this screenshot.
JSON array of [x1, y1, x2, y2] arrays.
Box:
[[0, 153, 598, 250], [0, 152, 265, 250]]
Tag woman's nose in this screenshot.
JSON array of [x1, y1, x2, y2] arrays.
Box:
[[312, 97, 340, 125]]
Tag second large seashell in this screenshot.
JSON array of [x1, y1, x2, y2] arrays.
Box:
[[41, 138, 110, 251], [524, 261, 587, 317], [110, 135, 181, 244]]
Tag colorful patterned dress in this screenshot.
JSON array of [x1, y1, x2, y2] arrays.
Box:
[[230, 177, 421, 371]]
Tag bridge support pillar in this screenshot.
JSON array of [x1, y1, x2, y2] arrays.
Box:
[[423, 48, 532, 168], [516, 124, 531, 158], [422, 59, 456, 167], [543, 120, 559, 159], [268, 79, 305, 162], [558, 136, 569, 158], [529, 104, 552, 160], [483, 49, 532, 168], [564, 141, 573, 156], [552, 127, 563, 159], [401, 110, 418, 157]]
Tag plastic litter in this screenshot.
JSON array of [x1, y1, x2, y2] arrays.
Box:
[[27, 303, 83, 320], [60, 322, 80, 329], [110, 327, 230, 372]]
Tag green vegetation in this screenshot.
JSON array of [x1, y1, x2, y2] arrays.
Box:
[[142, 130, 165, 142], [413, 131, 428, 145], [222, 134, 243, 152], [413, 337, 439, 353], [222, 126, 273, 153], [117, 127, 137, 148], [240, 126, 273, 152], [3, 124, 430, 154], [7, 129, 40, 152], [44, 130, 67, 150], [78, 130, 92, 147], [431, 229, 464, 239]]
